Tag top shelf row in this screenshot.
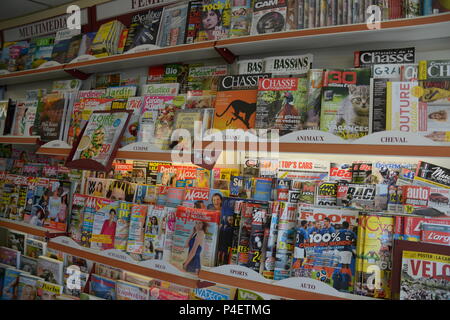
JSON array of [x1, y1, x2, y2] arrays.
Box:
[[0, 14, 449, 86]]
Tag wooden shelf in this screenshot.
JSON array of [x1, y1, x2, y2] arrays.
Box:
[[216, 13, 450, 55], [0, 136, 40, 145], [0, 218, 66, 238], [48, 236, 209, 289]]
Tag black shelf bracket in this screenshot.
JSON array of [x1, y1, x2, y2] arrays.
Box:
[[215, 46, 237, 64], [64, 68, 92, 80]]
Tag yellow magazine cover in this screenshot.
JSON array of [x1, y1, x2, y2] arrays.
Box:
[[358, 214, 394, 299]]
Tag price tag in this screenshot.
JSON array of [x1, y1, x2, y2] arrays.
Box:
[[40, 140, 71, 149], [120, 142, 165, 152], [0, 69, 10, 75]]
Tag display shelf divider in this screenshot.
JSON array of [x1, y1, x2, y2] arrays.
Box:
[[0, 136, 40, 145]]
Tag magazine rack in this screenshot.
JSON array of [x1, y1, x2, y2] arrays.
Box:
[[1, 12, 450, 300]]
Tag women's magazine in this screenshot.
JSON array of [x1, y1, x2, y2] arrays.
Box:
[[170, 206, 220, 274], [90, 200, 119, 250], [126, 204, 149, 254], [114, 201, 132, 251], [143, 205, 167, 260]]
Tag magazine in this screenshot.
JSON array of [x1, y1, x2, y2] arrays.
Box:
[[37, 256, 64, 285], [67, 110, 132, 172], [214, 74, 271, 131], [291, 206, 358, 293], [143, 205, 167, 260], [116, 280, 150, 300], [17, 274, 40, 300], [255, 77, 308, 136], [400, 250, 450, 300], [68, 194, 87, 243], [260, 202, 279, 279], [195, 0, 231, 42], [36, 280, 63, 300], [89, 274, 116, 300], [274, 202, 297, 280], [229, 0, 253, 37], [126, 204, 149, 254], [320, 68, 372, 139], [114, 201, 132, 251], [157, 2, 189, 47], [251, 0, 287, 35], [170, 206, 220, 273], [90, 199, 119, 250]]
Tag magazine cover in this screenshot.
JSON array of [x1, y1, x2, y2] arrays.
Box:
[[216, 197, 237, 265], [126, 204, 149, 254], [1, 267, 21, 300], [68, 194, 87, 243], [304, 69, 323, 130], [414, 161, 450, 189], [66, 110, 132, 172], [255, 77, 308, 136], [184, 0, 204, 44], [315, 181, 338, 206], [400, 250, 450, 300], [182, 187, 211, 209], [20, 255, 38, 275], [162, 207, 177, 261], [11, 100, 38, 136], [229, 0, 253, 37], [17, 274, 39, 300], [116, 280, 150, 300], [157, 2, 189, 47], [90, 199, 119, 250], [138, 96, 174, 144], [89, 274, 116, 300], [35, 280, 63, 300], [291, 206, 358, 293], [95, 263, 123, 280], [274, 202, 297, 280], [277, 159, 329, 181], [134, 184, 157, 205], [171, 206, 220, 273], [0, 246, 20, 268], [43, 179, 72, 232], [235, 202, 254, 266], [121, 96, 143, 147], [34, 93, 67, 142], [260, 202, 279, 279], [130, 7, 164, 50], [80, 196, 109, 248], [153, 96, 186, 150], [247, 204, 269, 272], [251, 0, 287, 35], [214, 73, 271, 130], [320, 68, 372, 139], [114, 201, 132, 251], [37, 256, 63, 285], [143, 205, 167, 260], [195, 0, 231, 42], [6, 230, 26, 254], [355, 214, 394, 299], [25, 238, 47, 259]]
